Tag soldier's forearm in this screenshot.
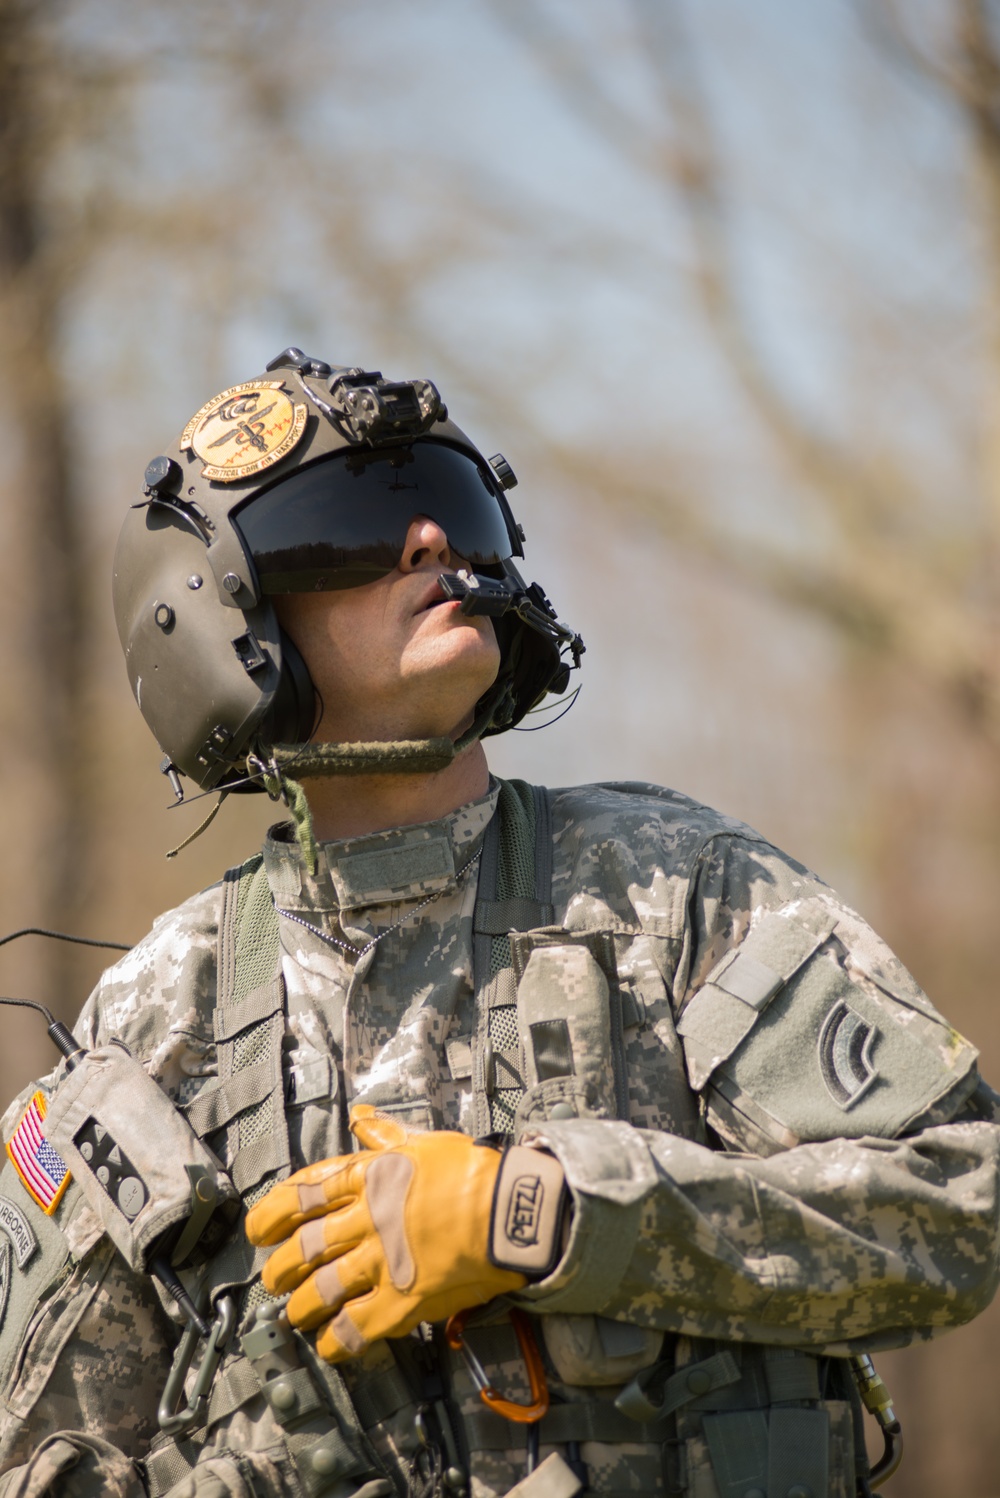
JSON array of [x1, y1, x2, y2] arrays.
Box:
[[513, 1115, 1000, 1352]]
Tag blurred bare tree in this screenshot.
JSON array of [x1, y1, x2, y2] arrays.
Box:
[[484, 0, 998, 733], [0, 0, 319, 1071], [0, 0, 96, 1064], [1, 0, 999, 1491], [482, 4, 1000, 1492]]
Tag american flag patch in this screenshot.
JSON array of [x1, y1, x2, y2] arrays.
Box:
[[6, 1092, 70, 1215]]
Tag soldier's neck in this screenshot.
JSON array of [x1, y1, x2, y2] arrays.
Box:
[[300, 742, 491, 842]]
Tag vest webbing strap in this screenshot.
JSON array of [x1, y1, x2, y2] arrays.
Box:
[[473, 780, 553, 1136], [145, 1438, 197, 1496], [474, 895, 552, 935], [217, 857, 291, 1207], [464, 1402, 670, 1449], [213, 980, 285, 1041], [207, 856, 292, 1318], [182, 1056, 278, 1137]]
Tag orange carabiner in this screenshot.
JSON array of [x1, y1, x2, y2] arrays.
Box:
[[446, 1308, 549, 1425]]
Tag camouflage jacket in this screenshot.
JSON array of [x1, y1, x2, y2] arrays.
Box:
[[0, 779, 997, 1498]]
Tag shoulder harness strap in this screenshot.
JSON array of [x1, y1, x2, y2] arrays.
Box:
[[189, 855, 291, 1311], [472, 780, 553, 1135], [214, 855, 290, 1203]]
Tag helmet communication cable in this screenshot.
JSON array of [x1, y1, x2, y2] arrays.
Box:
[[0, 928, 131, 953], [0, 928, 133, 1060]]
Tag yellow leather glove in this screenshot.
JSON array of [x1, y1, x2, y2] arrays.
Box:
[[244, 1106, 567, 1362]]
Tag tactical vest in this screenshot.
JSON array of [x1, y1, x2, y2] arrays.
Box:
[[146, 781, 870, 1498]]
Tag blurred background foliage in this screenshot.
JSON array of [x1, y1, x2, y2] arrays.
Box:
[[1, 0, 999, 1490]]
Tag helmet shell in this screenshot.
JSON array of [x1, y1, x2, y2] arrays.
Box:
[[113, 351, 566, 790], [113, 502, 303, 788]]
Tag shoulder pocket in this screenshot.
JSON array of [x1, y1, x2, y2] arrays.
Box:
[[678, 900, 978, 1152]]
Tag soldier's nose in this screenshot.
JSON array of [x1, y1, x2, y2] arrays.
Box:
[[400, 516, 452, 571]]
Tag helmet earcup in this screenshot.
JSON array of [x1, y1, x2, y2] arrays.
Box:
[[481, 613, 564, 736], [259, 628, 318, 747]]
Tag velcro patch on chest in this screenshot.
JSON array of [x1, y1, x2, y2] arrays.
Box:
[[330, 834, 455, 907]]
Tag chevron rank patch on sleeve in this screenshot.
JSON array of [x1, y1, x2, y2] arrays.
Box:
[[6, 1091, 70, 1214]]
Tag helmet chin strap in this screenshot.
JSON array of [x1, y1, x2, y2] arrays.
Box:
[[257, 679, 515, 872], [268, 738, 456, 778], [264, 677, 513, 780]]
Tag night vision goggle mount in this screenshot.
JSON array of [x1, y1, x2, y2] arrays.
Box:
[[267, 347, 444, 447]]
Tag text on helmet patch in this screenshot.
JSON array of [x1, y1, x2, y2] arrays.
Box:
[[181, 379, 307, 483]]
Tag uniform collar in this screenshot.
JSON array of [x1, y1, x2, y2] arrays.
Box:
[[263, 779, 499, 915]]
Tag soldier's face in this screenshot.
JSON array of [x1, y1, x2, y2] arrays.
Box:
[[273, 515, 502, 743]]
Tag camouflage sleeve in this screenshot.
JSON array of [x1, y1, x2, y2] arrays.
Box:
[[0, 1157, 177, 1489], [516, 834, 1000, 1353], [0, 1185, 177, 1496], [84, 879, 221, 1083], [0, 882, 222, 1494], [516, 1112, 1000, 1352]]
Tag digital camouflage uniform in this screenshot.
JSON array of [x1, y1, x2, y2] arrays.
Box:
[[0, 778, 997, 1498]]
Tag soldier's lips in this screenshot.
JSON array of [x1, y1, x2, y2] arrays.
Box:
[[411, 600, 466, 643], [416, 584, 460, 615]]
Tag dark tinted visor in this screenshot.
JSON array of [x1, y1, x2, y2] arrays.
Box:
[[234, 442, 516, 593]]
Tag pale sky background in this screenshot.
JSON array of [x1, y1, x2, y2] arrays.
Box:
[[65, 0, 980, 911]]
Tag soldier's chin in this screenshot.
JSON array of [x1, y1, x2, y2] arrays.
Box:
[[410, 625, 499, 690], [414, 671, 499, 747]]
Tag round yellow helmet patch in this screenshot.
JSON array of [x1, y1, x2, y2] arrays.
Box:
[[181, 379, 308, 482]]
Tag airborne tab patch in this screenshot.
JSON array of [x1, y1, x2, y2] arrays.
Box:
[[6, 1092, 70, 1214], [0, 1238, 10, 1326], [0, 1194, 37, 1266]]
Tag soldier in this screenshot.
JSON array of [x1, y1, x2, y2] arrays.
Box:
[[0, 348, 996, 1498]]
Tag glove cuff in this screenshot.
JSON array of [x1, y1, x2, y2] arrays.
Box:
[[488, 1145, 569, 1280]]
